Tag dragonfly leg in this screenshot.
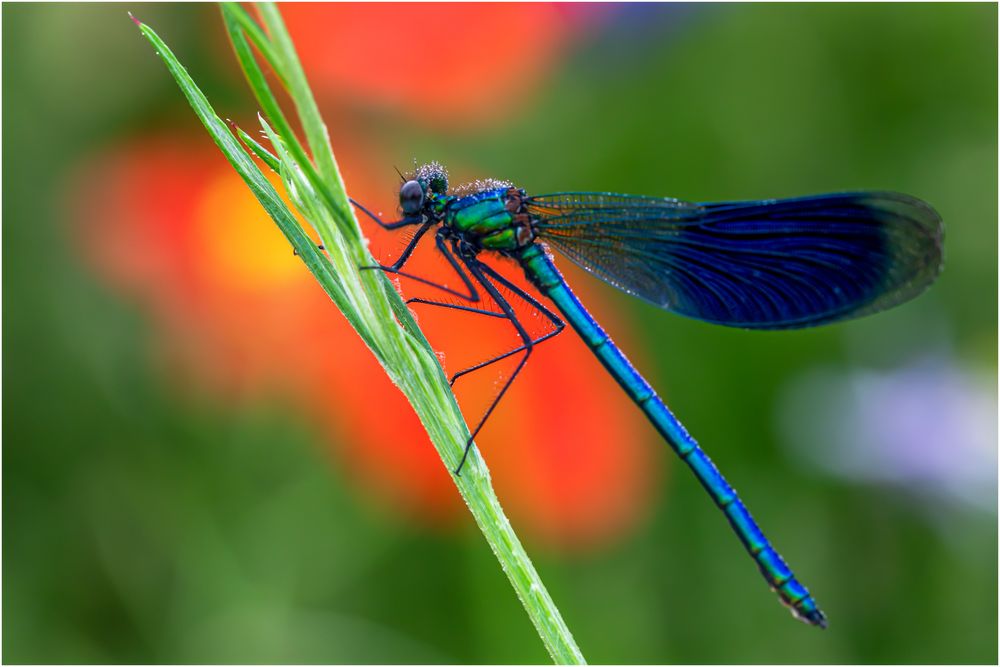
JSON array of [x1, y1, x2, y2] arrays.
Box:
[[454, 259, 537, 476], [364, 228, 480, 302], [404, 290, 563, 387], [375, 220, 434, 272], [404, 295, 561, 380], [448, 262, 566, 386], [404, 298, 507, 319], [403, 257, 565, 386], [350, 197, 421, 230], [449, 326, 562, 388]]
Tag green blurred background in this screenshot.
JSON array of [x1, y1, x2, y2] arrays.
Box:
[[4, 3, 997, 664]]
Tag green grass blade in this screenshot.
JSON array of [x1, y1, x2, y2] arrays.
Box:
[[132, 12, 586, 664], [219, 4, 346, 233], [219, 2, 289, 90], [227, 119, 280, 173], [254, 4, 343, 211]]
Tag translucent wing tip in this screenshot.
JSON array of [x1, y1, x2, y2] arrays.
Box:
[[865, 190, 945, 301]]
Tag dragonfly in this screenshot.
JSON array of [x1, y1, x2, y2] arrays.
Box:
[[352, 161, 943, 628]]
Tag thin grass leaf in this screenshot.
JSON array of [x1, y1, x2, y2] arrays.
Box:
[[220, 3, 345, 231], [254, 4, 344, 210], [219, 2, 289, 90], [227, 119, 280, 172]]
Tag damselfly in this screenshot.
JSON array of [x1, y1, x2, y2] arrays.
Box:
[[354, 162, 943, 628]]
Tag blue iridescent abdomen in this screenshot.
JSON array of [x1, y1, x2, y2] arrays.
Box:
[[518, 242, 827, 627]]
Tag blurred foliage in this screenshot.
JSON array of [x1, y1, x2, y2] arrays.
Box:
[[3, 3, 997, 664]]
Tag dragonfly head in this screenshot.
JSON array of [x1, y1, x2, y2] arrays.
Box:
[[398, 161, 450, 217]]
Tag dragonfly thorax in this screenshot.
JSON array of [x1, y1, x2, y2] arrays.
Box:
[[440, 186, 536, 254]]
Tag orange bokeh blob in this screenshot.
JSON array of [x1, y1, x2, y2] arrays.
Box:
[[194, 173, 305, 291], [69, 134, 662, 550]]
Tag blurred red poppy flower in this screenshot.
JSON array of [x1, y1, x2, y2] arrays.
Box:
[[68, 133, 660, 550], [280, 3, 605, 128]]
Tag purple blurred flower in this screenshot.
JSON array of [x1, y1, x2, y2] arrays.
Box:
[[778, 356, 997, 513]]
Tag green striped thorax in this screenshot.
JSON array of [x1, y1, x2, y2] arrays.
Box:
[[402, 162, 536, 253]]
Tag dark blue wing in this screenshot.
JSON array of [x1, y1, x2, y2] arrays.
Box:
[[526, 192, 942, 329]]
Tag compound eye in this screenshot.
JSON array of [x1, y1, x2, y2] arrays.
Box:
[[399, 179, 424, 215]]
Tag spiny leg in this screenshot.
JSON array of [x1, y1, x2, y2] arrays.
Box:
[[404, 299, 507, 319], [450, 327, 562, 387], [363, 228, 480, 302], [350, 198, 422, 230], [405, 295, 560, 382], [447, 262, 566, 386], [378, 220, 434, 271], [408, 284, 565, 385], [454, 259, 537, 475], [295, 201, 419, 256]]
